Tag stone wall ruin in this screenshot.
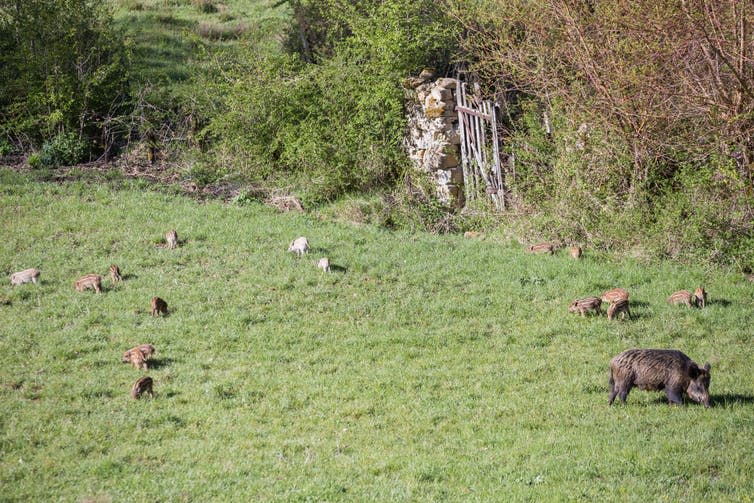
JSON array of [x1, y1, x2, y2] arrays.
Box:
[[404, 75, 464, 208]]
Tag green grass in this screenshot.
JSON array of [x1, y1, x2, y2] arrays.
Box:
[[113, 0, 288, 90], [1, 169, 753, 501]]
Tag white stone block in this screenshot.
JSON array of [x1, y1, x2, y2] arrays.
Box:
[[434, 167, 464, 185], [435, 77, 458, 90], [446, 130, 461, 144], [431, 87, 453, 103]]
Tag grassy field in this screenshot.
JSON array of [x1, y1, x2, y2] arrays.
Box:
[[1, 169, 753, 501], [113, 0, 287, 92]]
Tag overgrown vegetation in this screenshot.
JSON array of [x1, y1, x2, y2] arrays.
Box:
[[0, 0, 131, 161], [449, 0, 754, 265], [1, 172, 753, 500], [1, 0, 752, 264], [202, 0, 458, 205]]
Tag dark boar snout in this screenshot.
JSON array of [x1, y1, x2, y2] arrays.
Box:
[[688, 362, 711, 408]]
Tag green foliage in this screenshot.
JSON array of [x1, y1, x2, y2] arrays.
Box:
[[450, 0, 754, 264], [203, 0, 459, 205], [503, 98, 557, 206], [0, 138, 14, 156], [192, 0, 217, 14], [0, 0, 131, 156], [650, 159, 754, 266], [1, 173, 753, 500], [186, 158, 226, 187], [26, 153, 42, 169], [111, 0, 288, 163], [37, 132, 89, 167]]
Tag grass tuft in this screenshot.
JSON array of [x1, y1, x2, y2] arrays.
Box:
[[192, 0, 217, 14]]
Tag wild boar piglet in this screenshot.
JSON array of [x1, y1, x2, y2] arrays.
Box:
[[10, 268, 40, 285]]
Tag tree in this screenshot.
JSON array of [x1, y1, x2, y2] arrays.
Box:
[[0, 0, 130, 159]]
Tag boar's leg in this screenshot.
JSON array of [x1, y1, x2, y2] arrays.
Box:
[[608, 377, 618, 405], [618, 387, 631, 403], [607, 376, 618, 405], [665, 388, 683, 405], [609, 382, 631, 404]]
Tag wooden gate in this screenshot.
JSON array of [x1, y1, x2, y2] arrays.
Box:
[[455, 82, 505, 211]]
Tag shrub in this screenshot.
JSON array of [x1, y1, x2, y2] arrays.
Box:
[[27, 153, 42, 169], [38, 133, 89, 167], [203, 0, 459, 205], [192, 0, 217, 14], [649, 159, 754, 266], [440, 0, 754, 261], [0, 0, 130, 155], [0, 139, 15, 156]]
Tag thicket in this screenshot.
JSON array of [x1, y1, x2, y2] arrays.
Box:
[[449, 0, 754, 265], [201, 0, 458, 205], [2, 0, 751, 265], [0, 0, 131, 164]]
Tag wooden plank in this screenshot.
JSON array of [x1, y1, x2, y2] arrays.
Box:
[[461, 84, 480, 196], [456, 105, 491, 120], [457, 82, 471, 202], [473, 103, 489, 186], [490, 102, 505, 211]]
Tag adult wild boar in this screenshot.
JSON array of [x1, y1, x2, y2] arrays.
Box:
[[608, 349, 711, 408]]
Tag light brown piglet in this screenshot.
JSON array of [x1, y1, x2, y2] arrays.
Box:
[[75, 274, 102, 294], [568, 297, 602, 317], [110, 264, 122, 283], [668, 290, 693, 308], [10, 268, 40, 285], [166, 230, 178, 249]]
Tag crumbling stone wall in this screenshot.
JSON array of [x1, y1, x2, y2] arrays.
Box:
[[404, 75, 463, 207]]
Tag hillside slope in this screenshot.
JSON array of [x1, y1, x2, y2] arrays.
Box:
[[1, 170, 752, 501]]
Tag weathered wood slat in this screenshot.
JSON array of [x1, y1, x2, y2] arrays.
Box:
[[457, 83, 472, 202], [456, 105, 491, 120], [490, 102, 505, 211]]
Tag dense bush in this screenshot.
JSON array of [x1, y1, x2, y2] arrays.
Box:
[[449, 0, 754, 265], [36, 132, 90, 167], [202, 0, 459, 205], [0, 0, 130, 159]]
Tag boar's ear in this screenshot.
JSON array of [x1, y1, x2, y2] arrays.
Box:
[[703, 363, 711, 372]]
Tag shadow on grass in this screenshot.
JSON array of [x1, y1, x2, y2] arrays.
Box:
[[708, 298, 731, 307], [644, 394, 754, 408], [147, 357, 175, 370], [607, 313, 647, 322], [709, 393, 754, 407], [630, 300, 651, 308], [330, 264, 348, 273]]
